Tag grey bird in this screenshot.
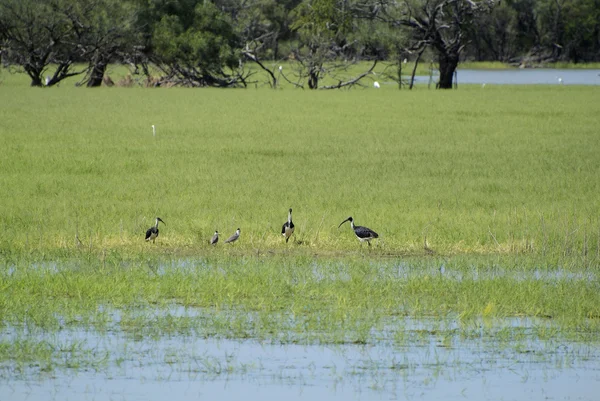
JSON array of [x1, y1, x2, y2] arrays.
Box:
[[210, 231, 219, 245], [281, 208, 295, 243], [145, 217, 165, 243], [224, 228, 240, 244], [338, 217, 379, 246]]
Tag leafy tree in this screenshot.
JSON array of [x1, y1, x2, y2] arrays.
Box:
[[150, 1, 245, 86], [536, 0, 600, 62], [76, 0, 142, 87], [0, 0, 86, 86], [0, 0, 141, 87], [290, 0, 378, 89], [468, 2, 518, 61]]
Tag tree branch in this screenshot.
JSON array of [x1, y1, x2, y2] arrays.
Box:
[[319, 59, 378, 89]]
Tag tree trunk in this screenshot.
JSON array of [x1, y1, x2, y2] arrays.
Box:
[[410, 48, 425, 90], [30, 76, 43, 87], [25, 66, 43, 87], [437, 52, 459, 89], [87, 59, 107, 87], [308, 66, 319, 89]]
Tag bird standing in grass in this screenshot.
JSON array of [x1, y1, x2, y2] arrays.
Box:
[[145, 217, 165, 243], [338, 216, 378, 246], [210, 231, 219, 245], [281, 208, 295, 243], [224, 228, 240, 244]]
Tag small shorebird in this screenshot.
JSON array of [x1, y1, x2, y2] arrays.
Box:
[[210, 231, 219, 245], [224, 228, 240, 244], [281, 208, 295, 243], [338, 216, 378, 246], [145, 217, 165, 243]]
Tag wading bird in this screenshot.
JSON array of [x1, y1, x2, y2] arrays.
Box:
[[224, 228, 240, 244], [281, 208, 295, 243], [338, 217, 379, 246], [210, 231, 219, 245], [145, 217, 165, 243]]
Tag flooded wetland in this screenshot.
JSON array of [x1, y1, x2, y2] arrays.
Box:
[[1, 255, 598, 400], [1, 84, 599, 399]]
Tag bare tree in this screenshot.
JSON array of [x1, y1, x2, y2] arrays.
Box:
[[381, 0, 497, 89]]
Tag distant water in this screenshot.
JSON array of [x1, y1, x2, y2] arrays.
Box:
[[409, 68, 600, 86], [456, 68, 600, 85]]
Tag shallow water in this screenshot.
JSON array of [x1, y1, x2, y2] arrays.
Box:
[[2, 315, 599, 401], [2, 258, 599, 400]]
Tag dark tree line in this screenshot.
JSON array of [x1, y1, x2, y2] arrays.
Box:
[[1, 0, 599, 89]]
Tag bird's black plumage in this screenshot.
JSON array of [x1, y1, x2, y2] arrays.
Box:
[[145, 226, 158, 241], [281, 208, 295, 243], [338, 217, 378, 246], [145, 217, 165, 243], [210, 231, 219, 245]]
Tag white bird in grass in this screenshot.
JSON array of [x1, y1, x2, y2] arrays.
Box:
[[152, 125, 156, 136], [373, 81, 380, 88], [338, 217, 379, 246], [224, 228, 240, 244], [210, 231, 219, 245], [281, 208, 295, 243], [145, 217, 165, 243]]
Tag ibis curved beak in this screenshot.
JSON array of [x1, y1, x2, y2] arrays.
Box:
[[338, 218, 351, 228]]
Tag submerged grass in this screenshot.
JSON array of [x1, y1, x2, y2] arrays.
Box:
[[0, 254, 598, 377], [1, 255, 598, 338]]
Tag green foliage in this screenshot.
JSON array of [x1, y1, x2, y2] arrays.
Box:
[[0, 0, 142, 86], [152, 1, 241, 83]]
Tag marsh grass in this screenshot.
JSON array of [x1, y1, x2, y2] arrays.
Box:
[[2, 255, 598, 336], [1, 254, 598, 376], [1, 84, 599, 260], [458, 61, 515, 69]]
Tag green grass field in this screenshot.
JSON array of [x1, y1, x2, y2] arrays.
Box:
[[1, 77, 599, 260], [0, 68, 599, 369]]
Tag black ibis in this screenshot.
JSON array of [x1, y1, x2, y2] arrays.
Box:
[[281, 208, 295, 243], [224, 228, 240, 244], [210, 231, 219, 245], [145, 217, 165, 243], [338, 217, 378, 246]]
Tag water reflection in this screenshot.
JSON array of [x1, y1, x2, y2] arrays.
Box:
[[1, 315, 599, 401]]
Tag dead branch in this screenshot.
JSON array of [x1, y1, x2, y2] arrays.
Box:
[[319, 59, 378, 90]]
